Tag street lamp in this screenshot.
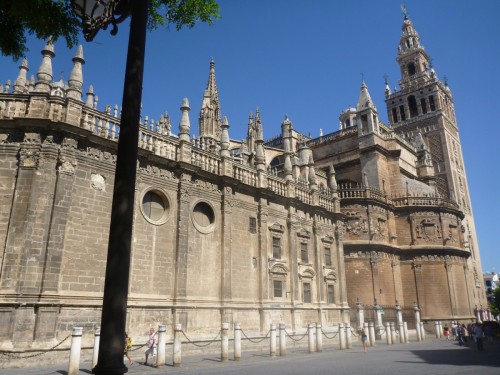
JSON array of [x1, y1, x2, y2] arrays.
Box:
[[72, 1, 149, 374], [72, 0, 130, 41]]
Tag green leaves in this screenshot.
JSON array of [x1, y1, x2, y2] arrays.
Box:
[[0, 0, 220, 61]]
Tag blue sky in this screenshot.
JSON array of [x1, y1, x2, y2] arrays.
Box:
[[0, 0, 498, 272]]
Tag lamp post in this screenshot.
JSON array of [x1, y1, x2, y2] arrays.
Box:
[[72, 1, 148, 374]]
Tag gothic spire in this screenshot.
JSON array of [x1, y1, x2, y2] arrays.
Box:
[[199, 58, 222, 141]]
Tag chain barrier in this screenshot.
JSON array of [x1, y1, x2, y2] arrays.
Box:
[[350, 328, 359, 337], [284, 329, 308, 342], [240, 329, 270, 344], [321, 329, 338, 340], [378, 327, 386, 336], [0, 334, 71, 360], [181, 330, 221, 348], [129, 342, 148, 352]]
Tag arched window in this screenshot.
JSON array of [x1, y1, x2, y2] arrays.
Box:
[[429, 95, 436, 111], [408, 95, 418, 118], [407, 62, 416, 76], [392, 108, 398, 123]]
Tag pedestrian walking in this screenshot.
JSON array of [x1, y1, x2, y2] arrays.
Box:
[[144, 327, 157, 366], [474, 324, 484, 351], [360, 328, 368, 352], [443, 323, 450, 340], [124, 332, 133, 365]]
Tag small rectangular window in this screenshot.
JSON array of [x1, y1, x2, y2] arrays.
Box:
[[303, 282, 311, 303], [274, 280, 283, 298], [272, 237, 281, 259], [249, 217, 257, 233], [327, 285, 335, 304], [324, 247, 332, 266], [300, 243, 308, 263]]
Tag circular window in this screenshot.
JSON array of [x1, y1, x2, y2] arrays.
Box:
[[192, 201, 216, 233], [141, 190, 170, 225]]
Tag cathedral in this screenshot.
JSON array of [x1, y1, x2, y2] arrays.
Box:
[[0, 13, 485, 352]]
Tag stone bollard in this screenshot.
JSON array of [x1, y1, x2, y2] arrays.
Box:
[[420, 322, 426, 341], [359, 322, 372, 346], [221, 323, 229, 362], [92, 327, 100, 369], [157, 324, 166, 367], [270, 324, 277, 358], [279, 323, 286, 356], [173, 323, 182, 367], [390, 322, 397, 344], [234, 323, 241, 361], [308, 324, 315, 353], [368, 322, 376, 347], [385, 322, 392, 345], [316, 323, 323, 352], [346, 324, 352, 349], [435, 321, 440, 339], [398, 322, 404, 343], [403, 322, 409, 343], [68, 326, 83, 375], [415, 321, 422, 342], [339, 323, 346, 350], [438, 321, 443, 338]]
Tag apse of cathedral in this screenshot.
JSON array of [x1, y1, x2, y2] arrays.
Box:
[[0, 13, 485, 352]]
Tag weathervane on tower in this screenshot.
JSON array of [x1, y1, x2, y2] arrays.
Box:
[[401, 4, 408, 19]]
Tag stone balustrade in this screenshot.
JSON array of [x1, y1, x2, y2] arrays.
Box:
[[0, 93, 338, 212]]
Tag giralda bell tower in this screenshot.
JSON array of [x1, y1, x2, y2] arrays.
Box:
[[384, 10, 486, 307]]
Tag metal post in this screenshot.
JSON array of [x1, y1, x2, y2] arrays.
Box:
[[279, 323, 286, 356], [346, 324, 352, 349], [316, 322, 323, 352], [385, 322, 392, 345], [307, 324, 314, 353], [234, 323, 241, 361], [173, 323, 182, 367], [270, 324, 276, 357], [368, 322, 376, 347], [68, 327, 83, 375], [221, 323, 229, 362], [156, 325, 166, 367], [339, 323, 346, 350], [92, 327, 100, 369], [92, 2, 149, 374]]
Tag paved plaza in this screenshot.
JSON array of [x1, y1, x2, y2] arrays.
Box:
[[2, 338, 499, 375]]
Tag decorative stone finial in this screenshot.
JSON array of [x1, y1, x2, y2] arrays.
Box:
[[220, 116, 230, 158], [179, 98, 191, 142], [68, 45, 85, 99], [35, 42, 55, 93], [85, 85, 94, 107], [13, 58, 29, 93]]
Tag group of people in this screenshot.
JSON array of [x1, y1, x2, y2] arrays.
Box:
[[443, 321, 495, 350], [123, 327, 158, 367]]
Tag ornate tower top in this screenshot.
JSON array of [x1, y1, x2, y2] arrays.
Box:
[[396, 12, 432, 89]]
